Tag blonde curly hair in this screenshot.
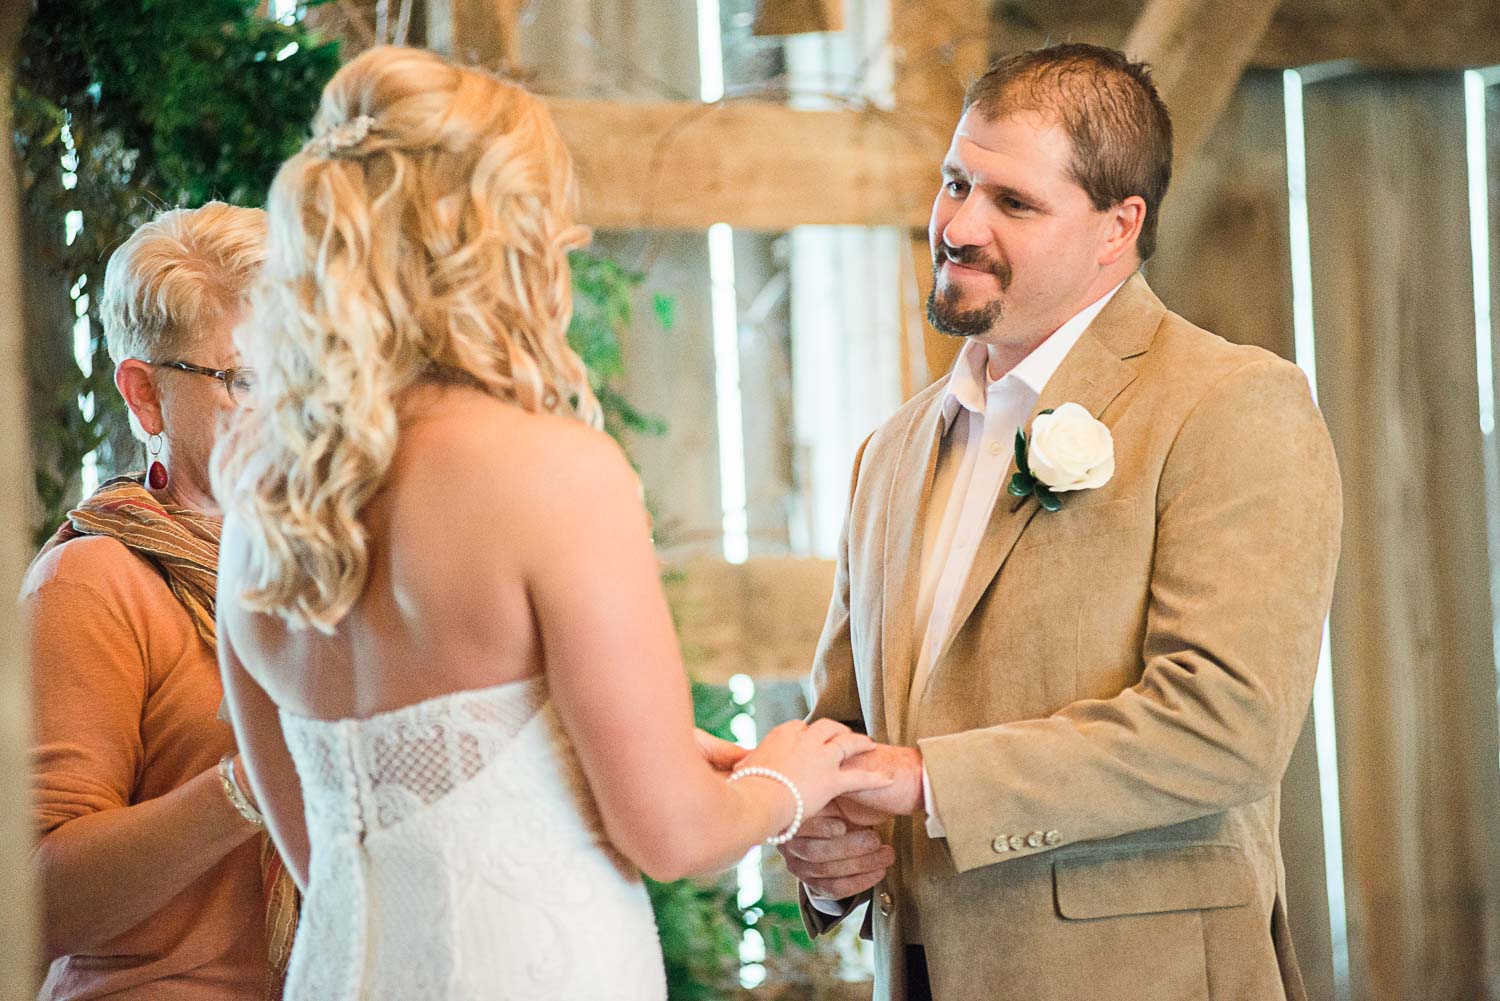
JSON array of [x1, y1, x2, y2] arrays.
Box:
[[213, 45, 598, 633]]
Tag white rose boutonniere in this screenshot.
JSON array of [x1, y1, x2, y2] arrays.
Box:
[[1008, 402, 1115, 512]]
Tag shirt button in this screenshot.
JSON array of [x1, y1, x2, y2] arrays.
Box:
[[989, 441, 1004, 455], [878, 891, 894, 916]]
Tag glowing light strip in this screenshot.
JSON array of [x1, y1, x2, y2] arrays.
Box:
[[1465, 71, 1494, 435], [1284, 69, 1350, 1001]]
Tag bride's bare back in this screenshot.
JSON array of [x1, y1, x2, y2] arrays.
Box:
[[224, 384, 570, 721]]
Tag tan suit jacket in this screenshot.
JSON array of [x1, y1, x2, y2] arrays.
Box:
[[801, 274, 1342, 1001]]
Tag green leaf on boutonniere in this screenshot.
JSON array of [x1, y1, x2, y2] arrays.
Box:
[[1008, 471, 1035, 497], [1013, 427, 1030, 476], [1035, 484, 1062, 512]]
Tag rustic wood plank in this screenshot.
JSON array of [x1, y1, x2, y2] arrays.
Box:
[[992, 0, 1500, 71], [591, 232, 726, 564], [1149, 71, 1337, 1001], [426, 0, 518, 70], [1147, 70, 1294, 358], [547, 98, 936, 230], [1122, 0, 1281, 168], [890, 0, 990, 147], [666, 557, 836, 685], [889, 0, 985, 394], [753, 0, 844, 36], [1304, 71, 1500, 1001], [899, 228, 938, 397], [0, 3, 39, 994]]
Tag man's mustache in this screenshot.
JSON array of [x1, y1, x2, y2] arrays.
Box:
[[934, 244, 1012, 288]]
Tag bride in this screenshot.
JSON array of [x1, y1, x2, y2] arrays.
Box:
[[211, 45, 888, 1000]]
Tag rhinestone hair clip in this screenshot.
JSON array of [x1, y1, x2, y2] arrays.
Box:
[[308, 114, 376, 157]]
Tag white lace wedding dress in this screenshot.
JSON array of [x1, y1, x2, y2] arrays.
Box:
[[278, 676, 668, 1000]]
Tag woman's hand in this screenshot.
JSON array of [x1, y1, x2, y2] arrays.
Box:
[[737, 719, 892, 824], [694, 728, 749, 774]]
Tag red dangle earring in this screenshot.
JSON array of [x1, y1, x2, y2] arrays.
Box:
[[147, 432, 169, 490]]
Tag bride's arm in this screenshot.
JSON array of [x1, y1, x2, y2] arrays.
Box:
[[523, 425, 887, 881], [217, 577, 311, 890]]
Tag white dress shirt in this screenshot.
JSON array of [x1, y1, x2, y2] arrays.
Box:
[[807, 282, 1123, 912]]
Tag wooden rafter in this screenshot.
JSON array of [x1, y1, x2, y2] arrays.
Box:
[[1123, 0, 1284, 169], [993, 0, 1500, 73]]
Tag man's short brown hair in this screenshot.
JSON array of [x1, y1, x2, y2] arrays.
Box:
[[963, 43, 1174, 261]]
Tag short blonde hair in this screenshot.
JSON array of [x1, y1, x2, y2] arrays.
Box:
[[213, 46, 597, 633], [100, 202, 267, 366]]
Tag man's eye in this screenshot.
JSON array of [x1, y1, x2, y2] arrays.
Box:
[[945, 180, 967, 196], [1002, 196, 1029, 212]]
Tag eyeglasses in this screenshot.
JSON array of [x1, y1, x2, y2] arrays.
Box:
[[150, 359, 255, 406]]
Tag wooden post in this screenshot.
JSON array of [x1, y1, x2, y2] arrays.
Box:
[[891, 0, 989, 390], [426, 0, 523, 72], [0, 3, 40, 996]]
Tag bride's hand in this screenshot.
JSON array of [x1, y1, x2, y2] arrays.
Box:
[[736, 719, 893, 822], [694, 728, 748, 774]]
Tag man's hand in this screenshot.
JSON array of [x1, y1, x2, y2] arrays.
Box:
[[778, 806, 895, 902], [836, 744, 925, 822], [694, 728, 749, 774]]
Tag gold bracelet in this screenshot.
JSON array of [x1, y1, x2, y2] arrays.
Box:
[[218, 754, 265, 828]]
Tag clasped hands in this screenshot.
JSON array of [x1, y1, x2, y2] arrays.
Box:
[[696, 727, 922, 903]]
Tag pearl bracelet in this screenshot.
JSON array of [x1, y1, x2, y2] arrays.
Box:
[[727, 766, 804, 845], [218, 754, 265, 829]]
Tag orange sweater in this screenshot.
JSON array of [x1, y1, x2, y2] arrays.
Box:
[[24, 535, 264, 1000]]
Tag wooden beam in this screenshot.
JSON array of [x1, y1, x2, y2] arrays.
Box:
[[1123, 0, 1282, 168], [665, 558, 836, 685], [993, 0, 1500, 72], [753, 0, 844, 37], [546, 98, 935, 231]]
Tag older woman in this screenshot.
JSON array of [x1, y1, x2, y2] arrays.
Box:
[[23, 202, 293, 1000]]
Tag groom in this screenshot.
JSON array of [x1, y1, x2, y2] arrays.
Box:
[[779, 44, 1341, 1001]]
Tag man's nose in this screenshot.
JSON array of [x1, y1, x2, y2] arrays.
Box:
[[939, 194, 990, 257]]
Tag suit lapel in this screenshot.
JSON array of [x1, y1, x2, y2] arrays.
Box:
[[879, 393, 945, 746], [922, 274, 1165, 687]]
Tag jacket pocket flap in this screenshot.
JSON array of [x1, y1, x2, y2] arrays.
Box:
[[1054, 844, 1253, 920]]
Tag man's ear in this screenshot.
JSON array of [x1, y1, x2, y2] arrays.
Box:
[[115, 360, 164, 436], [1099, 196, 1147, 267]]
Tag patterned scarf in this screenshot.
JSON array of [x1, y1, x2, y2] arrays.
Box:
[[42, 474, 300, 999]]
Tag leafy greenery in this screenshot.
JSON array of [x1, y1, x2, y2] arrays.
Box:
[[14, 0, 339, 542], [14, 5, 795, 998]]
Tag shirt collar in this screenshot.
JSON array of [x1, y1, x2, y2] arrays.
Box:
[[938, 279, 1128, 432]]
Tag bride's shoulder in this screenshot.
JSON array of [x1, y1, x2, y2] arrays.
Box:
[[394, 397, 640, 514]]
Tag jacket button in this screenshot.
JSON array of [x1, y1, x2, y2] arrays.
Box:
[[1044, 830, 1062, 846], [878, 891, 894, 916], [991, 835, 1011, 853], [1008, 834, 1027, 851], [1026, 831, 1044, 848]]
